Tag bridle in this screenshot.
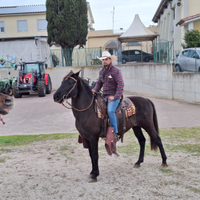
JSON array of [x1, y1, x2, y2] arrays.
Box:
[[61, 76, 94, 112]]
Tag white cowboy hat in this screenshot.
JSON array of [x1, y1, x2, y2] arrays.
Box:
[[97, 51, 117, 63]]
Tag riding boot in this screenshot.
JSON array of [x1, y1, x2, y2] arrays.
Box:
[[113, 130, 119, 142]]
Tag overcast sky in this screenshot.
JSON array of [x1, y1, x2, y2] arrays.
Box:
[[0, 0, 161, 31]]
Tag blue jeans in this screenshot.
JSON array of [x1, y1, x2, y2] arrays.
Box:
[[107, 99, 120, 133]]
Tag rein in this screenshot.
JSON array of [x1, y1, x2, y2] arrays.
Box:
[[0, 115, 5, 125], [61, 77, 94, 112]]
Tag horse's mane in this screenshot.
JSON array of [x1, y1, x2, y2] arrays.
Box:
[[78, 77, 93, 94]]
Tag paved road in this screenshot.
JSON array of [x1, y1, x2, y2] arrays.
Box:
[[1, 91, 200, 136]]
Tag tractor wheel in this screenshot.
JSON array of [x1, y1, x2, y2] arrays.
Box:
[[5, 86, 13, 96], [46, 75, 52, 94], [38, 80, 46, 97], [13, 82, 22, 98]]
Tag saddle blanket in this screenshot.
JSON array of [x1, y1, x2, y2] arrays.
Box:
[[96, 98, 136, 119]]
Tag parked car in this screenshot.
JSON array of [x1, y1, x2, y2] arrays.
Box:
[[121, 50, 153, 64], [175, 48, 200, 72]]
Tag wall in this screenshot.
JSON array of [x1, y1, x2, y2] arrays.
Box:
[[0, 39, 51, 66], [1, 63, 200, 103]]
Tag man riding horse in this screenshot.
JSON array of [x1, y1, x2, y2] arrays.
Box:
[[92, 51, 124, 142]]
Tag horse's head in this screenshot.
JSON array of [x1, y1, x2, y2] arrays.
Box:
[[0, 93, 14, 115], [54, 70, 80, 103]]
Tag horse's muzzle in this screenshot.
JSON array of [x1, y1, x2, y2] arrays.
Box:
[[53, 93, 63, 103]]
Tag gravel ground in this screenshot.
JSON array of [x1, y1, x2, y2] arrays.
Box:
[[0, 134, 200, 200]]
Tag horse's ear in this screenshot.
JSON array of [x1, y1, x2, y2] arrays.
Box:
[[73, 70, 81, 79]]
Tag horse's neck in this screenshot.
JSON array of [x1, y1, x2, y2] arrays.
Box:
[[72, 79, 93, 110]]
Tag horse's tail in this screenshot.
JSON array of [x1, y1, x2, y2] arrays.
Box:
[[147, 98, 159, 151]]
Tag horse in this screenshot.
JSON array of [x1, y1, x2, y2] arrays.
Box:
[[0, 93, 14, 124], [53, 71, 168, 182]]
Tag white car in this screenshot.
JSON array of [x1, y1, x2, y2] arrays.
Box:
[[175, 48, 200, 72]]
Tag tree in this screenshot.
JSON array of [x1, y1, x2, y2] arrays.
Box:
[[46, 0, 88, 66], [181, 29, 200, 49]]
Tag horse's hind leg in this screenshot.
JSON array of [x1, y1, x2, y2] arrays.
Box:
[[132, 126, 146, 168], [155, 134, 168, 167], [145, 127, 168, 167]]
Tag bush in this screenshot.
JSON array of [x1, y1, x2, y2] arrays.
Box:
[[181, 29, 200, 49]]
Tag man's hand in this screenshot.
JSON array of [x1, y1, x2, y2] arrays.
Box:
[[92, 89, 96, 94], [108, 96, 114, 101]]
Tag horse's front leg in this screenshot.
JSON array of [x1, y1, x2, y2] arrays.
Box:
[[86, 137, 99, 182]]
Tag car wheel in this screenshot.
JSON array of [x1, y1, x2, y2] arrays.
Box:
[[122, 59, 127, 64], [144, 57, 150, 62], [175, 65, 182, 72], [198, 67, 200, 72]]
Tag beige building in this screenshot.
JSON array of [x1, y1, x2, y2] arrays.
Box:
[[0, 4, 50, 66], [152, 0, 200, 58]]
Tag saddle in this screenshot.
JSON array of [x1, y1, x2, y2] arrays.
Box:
[[95, 92, 136, 143]]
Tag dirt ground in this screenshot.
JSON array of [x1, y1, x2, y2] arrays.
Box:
[[0, 134, 200, 200], [1, 92, 200, 199]]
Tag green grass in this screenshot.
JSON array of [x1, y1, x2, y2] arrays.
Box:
[[160, 168, 172, 173], [160, 127, 200, 154], [160, 127, 200, 140], [0, 127, 199, 156], [0, 133, 78, 147]]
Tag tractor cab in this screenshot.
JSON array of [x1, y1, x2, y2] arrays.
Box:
[[18, 61, 47, 84], [13, 61, 51, 98]]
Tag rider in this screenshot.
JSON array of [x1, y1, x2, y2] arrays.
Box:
[[92, 51, 124, 141]]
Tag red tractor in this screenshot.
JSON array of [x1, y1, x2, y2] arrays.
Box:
[[13, 61, 52, 98]]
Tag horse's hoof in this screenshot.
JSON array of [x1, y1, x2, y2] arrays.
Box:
[[134, 164, 140, 168], [161, 164, 168, 168], [88, 174, 93, 178], [89, 178, 97, 183]]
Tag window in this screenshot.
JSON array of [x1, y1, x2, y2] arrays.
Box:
[[39, 64, 44, 72], [188, 50, 196, 58], [17, 20, 27, 32], [0, 21, 5, 33], [135, 50, 141, 55], [182, 50, 189, 57], [37, 19, 47, 31]]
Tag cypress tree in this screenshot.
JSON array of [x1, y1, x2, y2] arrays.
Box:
[[46, 0, 88, 65]]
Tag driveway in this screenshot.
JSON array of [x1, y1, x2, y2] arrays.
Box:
[[1, 91, 200, 136]]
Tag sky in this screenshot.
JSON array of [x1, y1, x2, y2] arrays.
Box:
[[0, 0, 161, 31]]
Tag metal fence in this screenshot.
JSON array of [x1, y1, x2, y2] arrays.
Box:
[[50, 41, 175, 67], [153, 40, 174, 64], [50, 47, 103, 67]]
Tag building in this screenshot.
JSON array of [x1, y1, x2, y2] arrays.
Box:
[[0, 4, 50, 67], [152, 0, 200, 57]]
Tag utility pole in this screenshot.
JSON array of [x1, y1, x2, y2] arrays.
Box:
[[112, 7, 115, 32]]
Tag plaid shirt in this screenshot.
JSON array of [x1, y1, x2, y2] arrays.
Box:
[[94, 64, 124, 100]]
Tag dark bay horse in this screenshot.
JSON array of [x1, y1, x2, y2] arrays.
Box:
[[53, 71, 168, 182]]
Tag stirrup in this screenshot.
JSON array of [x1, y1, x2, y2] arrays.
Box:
[[113, 130, 119, 142]]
